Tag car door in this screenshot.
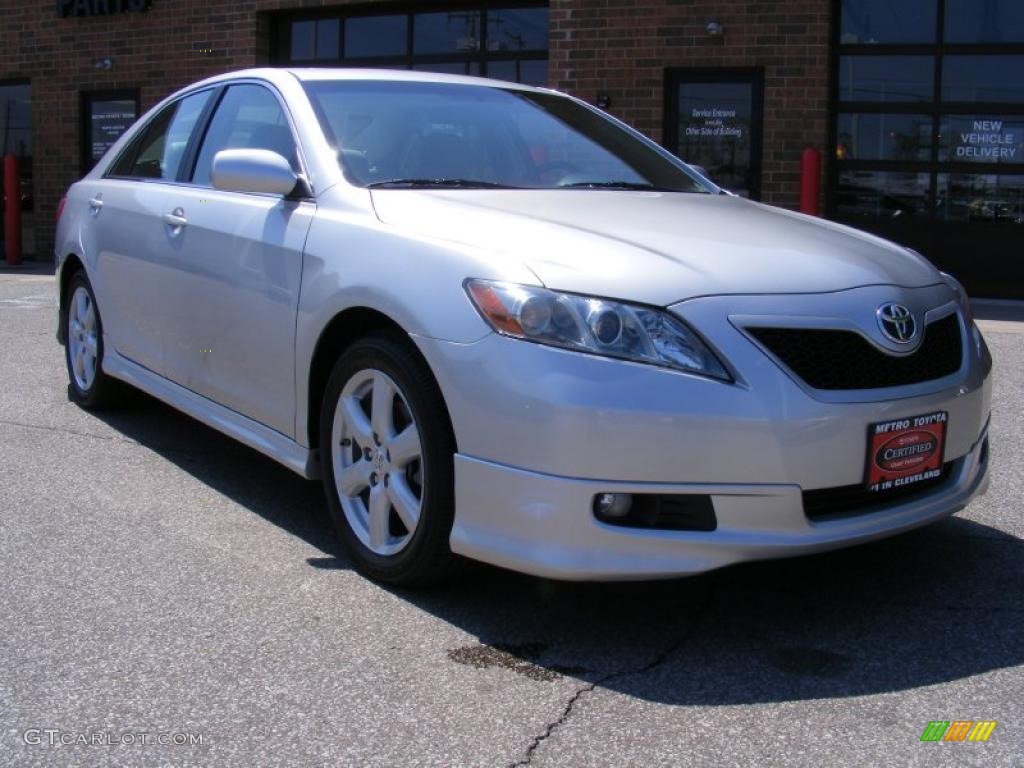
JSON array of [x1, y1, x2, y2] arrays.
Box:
[[88, 90, 213, 374], [157, 83, 315, 437]]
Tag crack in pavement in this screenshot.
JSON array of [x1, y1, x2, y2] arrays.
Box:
[[0, 417, 219, 458], [0, 416, 138, 444], [507, 588, 715, 767]]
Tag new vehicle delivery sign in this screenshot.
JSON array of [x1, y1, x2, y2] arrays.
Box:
[[866, 411, 947, 492]]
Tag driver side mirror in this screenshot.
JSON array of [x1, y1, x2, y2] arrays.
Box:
[[211, 148, 299, 196]]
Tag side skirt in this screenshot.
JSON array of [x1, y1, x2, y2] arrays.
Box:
[[103, 346, 319, 480]]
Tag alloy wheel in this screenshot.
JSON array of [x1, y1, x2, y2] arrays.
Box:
[[68, 286, 99, 392], [330, 368, 425, 556]]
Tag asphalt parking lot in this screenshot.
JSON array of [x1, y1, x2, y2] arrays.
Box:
[[1, 269, 1021, 767]]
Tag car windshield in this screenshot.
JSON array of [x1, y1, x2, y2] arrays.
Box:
[[303, 79, 714, 193]]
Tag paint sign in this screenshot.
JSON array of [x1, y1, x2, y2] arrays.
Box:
[[58, 0, 152, 17], [951, 118, 1021, 162]]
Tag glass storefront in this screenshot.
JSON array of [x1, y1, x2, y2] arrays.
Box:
[[832, 0, 1024, 298], [273, 4, 549, 86]]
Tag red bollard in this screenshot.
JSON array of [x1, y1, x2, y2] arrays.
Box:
[[799, 147, 821, 217], [3, 154, 22, 265]]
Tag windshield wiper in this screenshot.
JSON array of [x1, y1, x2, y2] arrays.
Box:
[[557, 181, 682, 192], [366, 178, 519, 189]]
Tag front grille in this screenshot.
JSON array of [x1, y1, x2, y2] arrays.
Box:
[[802, 462, 953, 521], [748, 313, 962, 390]]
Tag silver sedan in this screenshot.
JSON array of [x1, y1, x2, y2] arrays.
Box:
[[55, 69, 992, 585]]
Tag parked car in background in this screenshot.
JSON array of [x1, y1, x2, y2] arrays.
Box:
[[55, 69, 992, 586]]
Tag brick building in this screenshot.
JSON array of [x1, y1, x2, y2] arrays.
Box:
[[1, 1, 1021, 296]]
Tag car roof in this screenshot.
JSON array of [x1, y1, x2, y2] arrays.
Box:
[[290, 67, 542, 91], [183, 66, 550, 95]]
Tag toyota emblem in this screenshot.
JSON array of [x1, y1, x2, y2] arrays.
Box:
[[876, 303, 918, 344]]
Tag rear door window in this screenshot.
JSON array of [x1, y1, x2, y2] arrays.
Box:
[[126, 91, 212, 180]]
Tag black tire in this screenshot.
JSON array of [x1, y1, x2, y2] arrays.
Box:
[[319, 331, 457, 587], [64, 270, 121, 410]]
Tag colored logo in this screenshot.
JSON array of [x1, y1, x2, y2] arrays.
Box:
[[874, 430, 938, 473], [920, 721, 997, 742], [877, 302, 917, 344]]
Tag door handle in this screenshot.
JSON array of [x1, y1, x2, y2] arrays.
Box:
[[162, 208, 187, 230], [88, 196, 103, 213]]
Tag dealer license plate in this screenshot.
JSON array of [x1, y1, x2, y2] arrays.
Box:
[[865, 411, 947, 492]]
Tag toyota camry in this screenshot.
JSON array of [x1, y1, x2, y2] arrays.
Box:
[[55, 69, 992, 585]]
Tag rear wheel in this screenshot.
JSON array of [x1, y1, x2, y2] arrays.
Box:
[[64, 271, 120, 410], [319, 332, 456, 586]]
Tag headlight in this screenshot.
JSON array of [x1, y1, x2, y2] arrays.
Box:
[[940, 271, 987, 363], [940, 271, 973, 326], [465, 279, 731, 381]]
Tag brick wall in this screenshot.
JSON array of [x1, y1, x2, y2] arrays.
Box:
[[0, 0, 832, 260], [548, 0, 832, 208], [0, 0, 382, 259]]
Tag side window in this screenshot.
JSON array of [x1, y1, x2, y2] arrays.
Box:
[[123, 105, 174, 179], [192, 84, 299, 188], [128, 90, 211, 180], [108, 130, 145, 177]]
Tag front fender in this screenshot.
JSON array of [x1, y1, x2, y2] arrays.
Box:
[[293, 198, 539, 447]]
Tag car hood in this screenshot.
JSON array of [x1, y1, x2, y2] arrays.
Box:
[[370, 189, 941, 305]]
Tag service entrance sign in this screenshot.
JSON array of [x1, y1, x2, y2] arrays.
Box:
[[59, 0, 152, 17], [80, 91, 139, 173], [664, 69, 764, 200]]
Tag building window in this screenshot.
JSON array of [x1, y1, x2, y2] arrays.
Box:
[[345, 15, 408, 58], [0, 81, 33, 255], [836, 170, 931, 218], [664, 71, 764, 200], [837, 55, 933, 102], [273, 4, 549, 86], [941, 55, 1024, 103], [943, 0, 1024, 44], [935, 173, 1024, 222], [840, 0, 937, 44], [414, 11, 481, 54], [1, 81, 32, 196], [834, 0, 1024, 220], [832, 0, 1024, 296], [836, 113, 934, 161], [81, 90, 139, 173]]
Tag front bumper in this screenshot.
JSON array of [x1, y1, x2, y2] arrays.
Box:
[[412, 283, 993, 580], [449, 424, 988, 580]]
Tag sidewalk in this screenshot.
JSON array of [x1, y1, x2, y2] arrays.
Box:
[[973, 299, 1024, 335], [0, 260, 55, 277]]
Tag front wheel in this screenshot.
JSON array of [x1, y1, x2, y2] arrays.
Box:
[[319, 332, 457, 586]]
